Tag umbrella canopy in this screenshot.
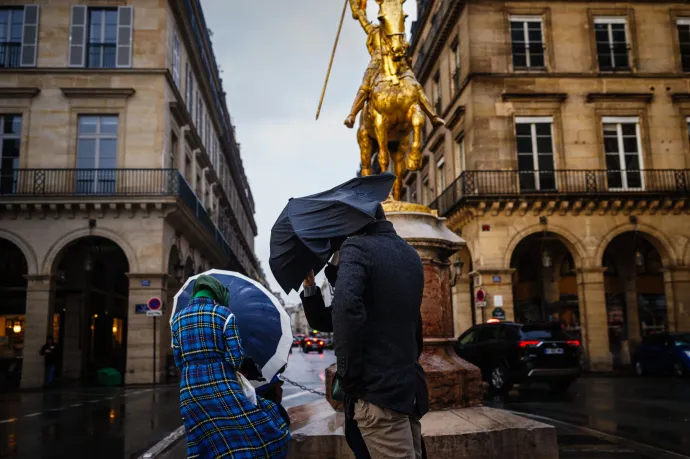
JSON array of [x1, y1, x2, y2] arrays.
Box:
[[171, 269, 292, 388], [269, 172, 395, 293]]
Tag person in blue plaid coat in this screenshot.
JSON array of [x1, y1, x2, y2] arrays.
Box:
[[172, 275, 290, 458]]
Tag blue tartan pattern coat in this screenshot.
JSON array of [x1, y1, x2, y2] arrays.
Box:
[[171, 298, 290, 459]]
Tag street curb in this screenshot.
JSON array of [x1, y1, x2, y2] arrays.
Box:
[[138, 425, 185, 459]]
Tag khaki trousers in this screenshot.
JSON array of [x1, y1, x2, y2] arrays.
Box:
[[353, 400, 422, 459]]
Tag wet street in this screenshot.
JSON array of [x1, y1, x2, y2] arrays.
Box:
[[0, 349, 334, 459], [490, 376, 690, 458]]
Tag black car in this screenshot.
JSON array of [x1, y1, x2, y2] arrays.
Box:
[[455, 322, 581, 394], [301, 336, 325, 354]]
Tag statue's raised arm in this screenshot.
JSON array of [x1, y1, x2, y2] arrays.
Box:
[[350, 0, 375, 35]]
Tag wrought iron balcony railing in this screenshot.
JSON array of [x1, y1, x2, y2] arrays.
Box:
[[0, 168, 238, 267], [429, 169, 690, 217]]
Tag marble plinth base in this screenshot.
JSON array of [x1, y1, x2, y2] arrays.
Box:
[[287, 400, 558, 459]]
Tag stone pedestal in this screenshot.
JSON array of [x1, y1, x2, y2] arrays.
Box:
[[287, 400, 558, 459]]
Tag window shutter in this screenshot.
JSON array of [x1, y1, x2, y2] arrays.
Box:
[[20, 5, 40, 67], [116, 6, 133, 68], [68, 5, 87, 67]]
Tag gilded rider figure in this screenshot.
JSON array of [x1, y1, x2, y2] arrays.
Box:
[[344, 0, 445, 130]]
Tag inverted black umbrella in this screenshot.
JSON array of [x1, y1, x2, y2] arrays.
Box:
[[269, 172, 396, 293]]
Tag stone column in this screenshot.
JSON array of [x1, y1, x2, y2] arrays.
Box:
[[470, 269, 515, 323], [576, 268, 612, 372], [21, 275, 56, 389], [664, 266, 690, 332], [178, 125, 190, 176], [125, 273, 168, 385]]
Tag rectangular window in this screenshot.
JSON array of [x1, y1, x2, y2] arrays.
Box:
[[86, 8, 117, 68], [677, 18, 690, 72], [436, 157, 446, 195], [72, 6, 132, 68], [454, 135, 465, 176], [432, 72, 442, 116], [76, 115, 118, 194], [172, 32, 181, 86], [0, 115, 22, 194], [602, 117, 643, 190], [0, 6, 40, 68], [170, 133, 177, 170], [0, 8, 24, 68], [186, 64, 193, 115], [196, 92, 202, 128], [406, 177, 418, 203], [509, 16, 545, 69], [515, 117, 556, 191], [594, 17, 630, 71], [449, 39, 460, 96]]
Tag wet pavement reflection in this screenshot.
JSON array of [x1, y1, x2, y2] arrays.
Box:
[[0, 385, 181, 458], [488, 375, 690, 457]]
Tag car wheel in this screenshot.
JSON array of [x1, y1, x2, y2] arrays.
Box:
[[673, 361, 687, 378], [549, 380, 573, 394], [634, 361, 644, 377], [489, 365, 512, 393]]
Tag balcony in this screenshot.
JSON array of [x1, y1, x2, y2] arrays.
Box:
[[0, 168, 248, 273], [430, 169, 690, 219]]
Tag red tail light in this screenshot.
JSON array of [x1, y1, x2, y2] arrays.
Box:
[[519, 340, 540, 348], [567, 340, 580, 347], [306, 341, 312, 345], [319, 341, 324, 345]]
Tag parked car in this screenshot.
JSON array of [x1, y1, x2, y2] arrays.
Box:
[[301, 336, 325, 354], [633, 332, 690, 377], [454, 322, 581, 394], [293, 334, 305, 347]]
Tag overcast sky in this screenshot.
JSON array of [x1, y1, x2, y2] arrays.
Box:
[[202, 1, 418, 303]]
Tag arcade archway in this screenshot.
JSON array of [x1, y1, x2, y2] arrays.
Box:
[[602, 231, 666, 368], [0, 238, 28, 390], [52, 236, 129, 383], [510, 232, 581, 339]]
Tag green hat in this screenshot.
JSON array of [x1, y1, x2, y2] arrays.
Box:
[[192, 275, 230, 306]]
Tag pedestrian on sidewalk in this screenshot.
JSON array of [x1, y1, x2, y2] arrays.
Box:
[[39, 336, 57, 388], [171, 275, 290, 459], [301, 205, 428, 459]]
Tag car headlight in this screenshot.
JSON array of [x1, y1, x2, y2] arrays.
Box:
[[685, 350, 690, 359]]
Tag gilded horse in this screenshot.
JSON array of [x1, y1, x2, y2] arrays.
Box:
[[356, 0, 443, 201]]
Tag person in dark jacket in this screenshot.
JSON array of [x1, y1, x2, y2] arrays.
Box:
[[301, 205, 428, 459], [39, 336, 57, 387]]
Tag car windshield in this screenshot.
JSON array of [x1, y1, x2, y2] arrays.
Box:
[[673, 334, 690, 346], [520, 326, 570, 341]]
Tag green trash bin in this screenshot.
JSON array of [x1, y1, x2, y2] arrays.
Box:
[[97, 368, 122, 386]]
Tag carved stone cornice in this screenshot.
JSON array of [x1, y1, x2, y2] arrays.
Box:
[[502, 93, 568, 103], [586, 92, 653, 104], [61, 87, 136, 99], [0, 199, 177, 220], [0, 87, 40, 98], [443, 197, 689, 231]]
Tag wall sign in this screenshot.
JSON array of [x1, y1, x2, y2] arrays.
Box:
[[141, 280, 151, 287], [135, 304, 148, 314], [491, 307, 506, 321], [492, 275, 501, 283]]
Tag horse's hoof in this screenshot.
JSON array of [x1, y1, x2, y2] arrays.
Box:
[[361, 168, 373, 176], [407, 159, 421, 171], [433, 117, 446, 128]]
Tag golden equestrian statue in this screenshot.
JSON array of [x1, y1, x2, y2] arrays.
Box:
[[347, 0, 445, 201]]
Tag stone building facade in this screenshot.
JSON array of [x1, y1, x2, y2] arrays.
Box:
[[406, 0, 690, 371], [0, 0, 263, 388]]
